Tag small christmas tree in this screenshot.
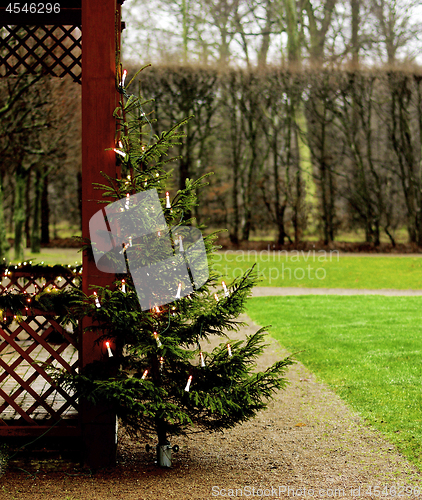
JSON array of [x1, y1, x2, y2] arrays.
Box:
[[69, 65, 293, 467]]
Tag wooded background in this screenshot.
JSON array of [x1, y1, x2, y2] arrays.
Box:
[[1, 0, 421, 257]]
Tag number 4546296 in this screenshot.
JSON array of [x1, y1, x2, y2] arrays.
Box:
[[6, 3, 61, 14]]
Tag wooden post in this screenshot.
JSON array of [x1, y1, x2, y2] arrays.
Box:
[[81, 0, 121, 468]]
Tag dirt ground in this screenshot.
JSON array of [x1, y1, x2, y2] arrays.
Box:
[[0, 311, 421, 500]]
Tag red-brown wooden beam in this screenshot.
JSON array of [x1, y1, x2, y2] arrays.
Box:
[[81, 0, 121, 469]]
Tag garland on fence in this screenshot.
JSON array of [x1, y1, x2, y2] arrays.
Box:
[[0, 261, 83, 323], [0, 261, 82, 278]]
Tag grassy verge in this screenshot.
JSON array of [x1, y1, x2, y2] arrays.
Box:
[[212, 252, 422, 289], [247, 295, 422, 470], [6, 249, 422, 290], [8, 248, 81, 266]]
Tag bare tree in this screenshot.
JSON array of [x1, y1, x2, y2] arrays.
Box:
[[388, 71, 422, 244], [369, 0, 422, 64]]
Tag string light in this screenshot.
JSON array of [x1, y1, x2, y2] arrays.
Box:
[[120, 69, 127, 87], [105, 341, 113, 357], [184, 375, 192, 392], [165, 192, 171, 209], [214, 293, 219, 302], [128, 236, 132, 247], [121, 279, 126, 293], [125, 193, 130, 210], [154, 305, 160, 314], [175, 282, 182, 299], [227, 344, 232, 357], [120, 242, 130, 254], [93, 292, 101, 308], [178, 235, 184, 253], [154, 331, 162, 347], [114, 140, 127, 158], [200, 352, 205, 367], [159, 356, 164, 371], [141, 369, 148, 380], [222, 281, 229, 297]]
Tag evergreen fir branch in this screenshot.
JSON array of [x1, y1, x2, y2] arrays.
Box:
[[125, 64, 152, 90], [52, 63, 296, 454]]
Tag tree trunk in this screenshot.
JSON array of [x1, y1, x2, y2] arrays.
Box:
[[180, 121, 192, 220], [31, 169, 42, 253], [272, 121, 287, 245], [0, 175, 9, 260], [293, 169, 304, 244], [284, 0, 300, 67], [14, 166, 26, 261], [257, 0, 272, 69], [182, 0, 188, 63], [231, 158, 240, 244], [350, 0, 360, 66], [41, 173, 50, 244], [25, 169, 31, 248]]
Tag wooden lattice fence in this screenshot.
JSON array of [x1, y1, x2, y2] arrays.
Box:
[[0, 265, 81, 437], [0, 25, 82, 83]]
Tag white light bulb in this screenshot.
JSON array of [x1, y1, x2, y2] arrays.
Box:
[[154, 332, 162, 347], [105, 341, 113, 357], [121, 69, 127, 87], [185, 375, 193, 392]]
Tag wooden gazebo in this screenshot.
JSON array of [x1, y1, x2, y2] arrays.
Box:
[[0, 0, 124, 468]]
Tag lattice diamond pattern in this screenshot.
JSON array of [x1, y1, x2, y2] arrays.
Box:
[[0, 25, 81, 83], [0, 271, 80, 427]]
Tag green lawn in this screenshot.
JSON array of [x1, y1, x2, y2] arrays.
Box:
[[247, 295, 422, 470], [212, 252, 422, 289], [8, 248, 81, 266], [6, 249, 422, 290]]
